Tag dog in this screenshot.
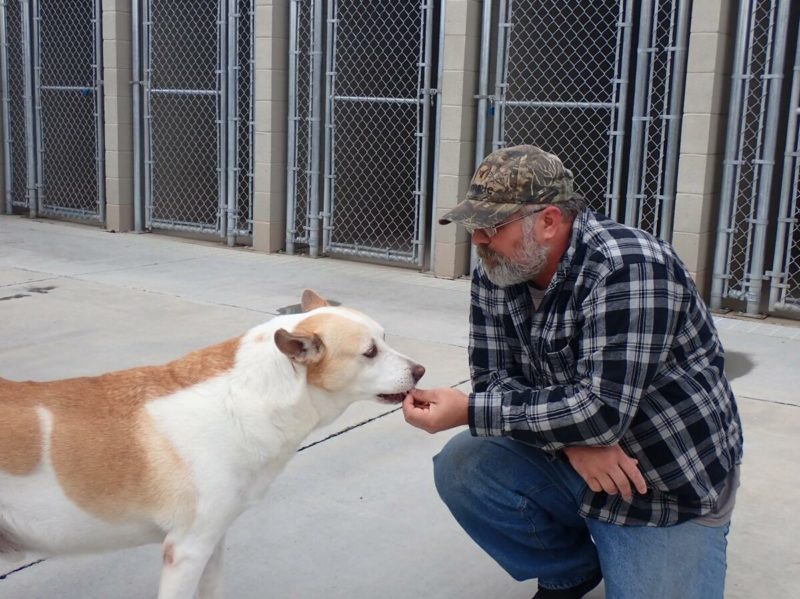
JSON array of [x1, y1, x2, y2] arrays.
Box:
[[0, 290, 424, 598]]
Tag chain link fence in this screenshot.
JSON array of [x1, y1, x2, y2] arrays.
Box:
[[320, 0, 436, 265], [491, 0, 634, 219], [625, 0, 691, 240], [287, 0, 320, 253], [34, 0, 104, 220], [1, 0, 30, 212], [769, 16, 800, 314], [143, 0, 252, 241], [711, 0, 792, 315], [233, 0, 254, 236], [2, 0, 103, 219]]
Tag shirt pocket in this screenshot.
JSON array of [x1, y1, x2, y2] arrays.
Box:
[[542, 343, 577, 386]]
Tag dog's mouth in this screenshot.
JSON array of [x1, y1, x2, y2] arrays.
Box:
[[377, 391, 410, 404]]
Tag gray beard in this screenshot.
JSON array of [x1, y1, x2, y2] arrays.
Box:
[[478, 222, 550, 287]]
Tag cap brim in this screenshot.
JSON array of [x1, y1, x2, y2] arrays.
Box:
[[438, 199, 522, 229]]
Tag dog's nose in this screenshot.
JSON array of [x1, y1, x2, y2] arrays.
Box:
[[411, 364, 425, 383]]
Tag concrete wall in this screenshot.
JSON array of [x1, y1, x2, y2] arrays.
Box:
[[102, 0, 134, 232], [672, 0, 734, 297], [432, 0, 482, 278], [252, 0, 289, 253]]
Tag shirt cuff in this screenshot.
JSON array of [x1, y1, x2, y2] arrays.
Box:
[[468, 391, 505, 437]]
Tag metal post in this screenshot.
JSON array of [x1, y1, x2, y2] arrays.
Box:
[[491, 0, 509, 149], [711, 0, 750, 310], [468, 0, 493, 272], [659, 0, 691, 242], [285, 0, 298, 254], [769, 19, 800, 311], [21, 0, 36, 216], [217, 0, 228, 238], [625, 0, 655, 227], [308, 0, 323, 257], [142, 0, 152, 229], [429, 0, 447, 273], [226, 0, 237, 246], [415, 0, 434, 268], [94, 0, 106, 223], [608, 0, 634, 221], [321, 0, 335, 252], [474, 0, 491, 170], [1, 0, 12, 214], [744, 0, 790, 315], [132, 0, 142, 231]]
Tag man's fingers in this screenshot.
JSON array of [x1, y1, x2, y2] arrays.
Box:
[[596, 474, 618, 495], [620, 457, 648, 494], [609, 466, 633, 501], [587, 478, 603, 493], [411, 388, 432, 402]]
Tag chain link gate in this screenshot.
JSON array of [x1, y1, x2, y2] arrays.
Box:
[[711, 0, 792, 316], [625, 0, 691, 240], [1, 0, 104, 220], [287, 0, 322, 256], [491, 0, 634, 219], [286, 0, 437, 265], [1, 0, 31, 212], [768, 12, 800, 314], [323, 0, 435, 265], [142, 0, 253, 242]]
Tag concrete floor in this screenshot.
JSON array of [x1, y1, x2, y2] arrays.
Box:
[[1, 215, 798, 598]]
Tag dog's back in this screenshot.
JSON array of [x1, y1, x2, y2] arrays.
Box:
[[0, 338, 241, 556]]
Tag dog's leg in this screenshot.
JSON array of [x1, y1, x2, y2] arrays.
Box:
[[157, 534, 220, 599], [195, 535, 225, 599]]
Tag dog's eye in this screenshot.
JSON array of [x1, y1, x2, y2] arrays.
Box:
[[363, 344, 378, 359]]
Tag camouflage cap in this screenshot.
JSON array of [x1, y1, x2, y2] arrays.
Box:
[[439, 145, 580, 230]]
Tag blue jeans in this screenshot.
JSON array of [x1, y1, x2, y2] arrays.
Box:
[[434, 431, 730, 599]]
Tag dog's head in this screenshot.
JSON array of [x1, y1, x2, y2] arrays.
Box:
[[274, 290, 424, 408]]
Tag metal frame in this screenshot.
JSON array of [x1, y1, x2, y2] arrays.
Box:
[[491, 0, 634, 220], [142, 0, 252, 241], [711, 0, 790, 314], [32, 0, 105, 221], [768, 17, 800, 313], [286, 0, 322, 256], [0, 0, 30, 214], [320, 0, 438, 266], [625, 0, 691, 240]]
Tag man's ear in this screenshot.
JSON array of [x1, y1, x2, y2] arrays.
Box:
[[274, 329, 325, 364], [301, 289, 329, 312]]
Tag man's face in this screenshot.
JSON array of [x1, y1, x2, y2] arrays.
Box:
[[473, 211, 550, 287]]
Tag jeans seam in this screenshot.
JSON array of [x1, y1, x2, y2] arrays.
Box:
[[518, 483, 556, 550]]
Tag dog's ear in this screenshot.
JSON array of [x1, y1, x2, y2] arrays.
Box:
[[274, 328, 325, 364], [301, 289, 329, 312]]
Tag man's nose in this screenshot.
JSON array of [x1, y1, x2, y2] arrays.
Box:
[[411, 364, 425, 383]]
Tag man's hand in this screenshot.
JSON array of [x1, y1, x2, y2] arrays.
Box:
[[563, 445, 647, 502], [402, 387, 469, 433]]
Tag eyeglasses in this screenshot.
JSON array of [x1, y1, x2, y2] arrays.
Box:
[[467, 206, 546, 238]]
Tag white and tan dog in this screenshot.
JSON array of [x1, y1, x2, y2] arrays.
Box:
[[0, 290, 424, 598]]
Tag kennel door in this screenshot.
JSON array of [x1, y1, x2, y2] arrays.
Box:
[[491, 0, 634, 220], [33, 0, 105, 221], [322, 0, 435, 266], [144, 0, 224, 234]]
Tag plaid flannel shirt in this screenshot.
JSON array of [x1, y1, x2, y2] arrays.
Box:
[[468, 210, 743, 526]]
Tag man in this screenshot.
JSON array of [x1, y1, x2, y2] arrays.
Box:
[[403, 145, 743, 599]]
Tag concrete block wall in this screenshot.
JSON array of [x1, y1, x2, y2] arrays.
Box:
[[252, 0, 289, 253], [672, 0, 735, 297], [432, 0, 482, 278], [102, 0, 134, 232]]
